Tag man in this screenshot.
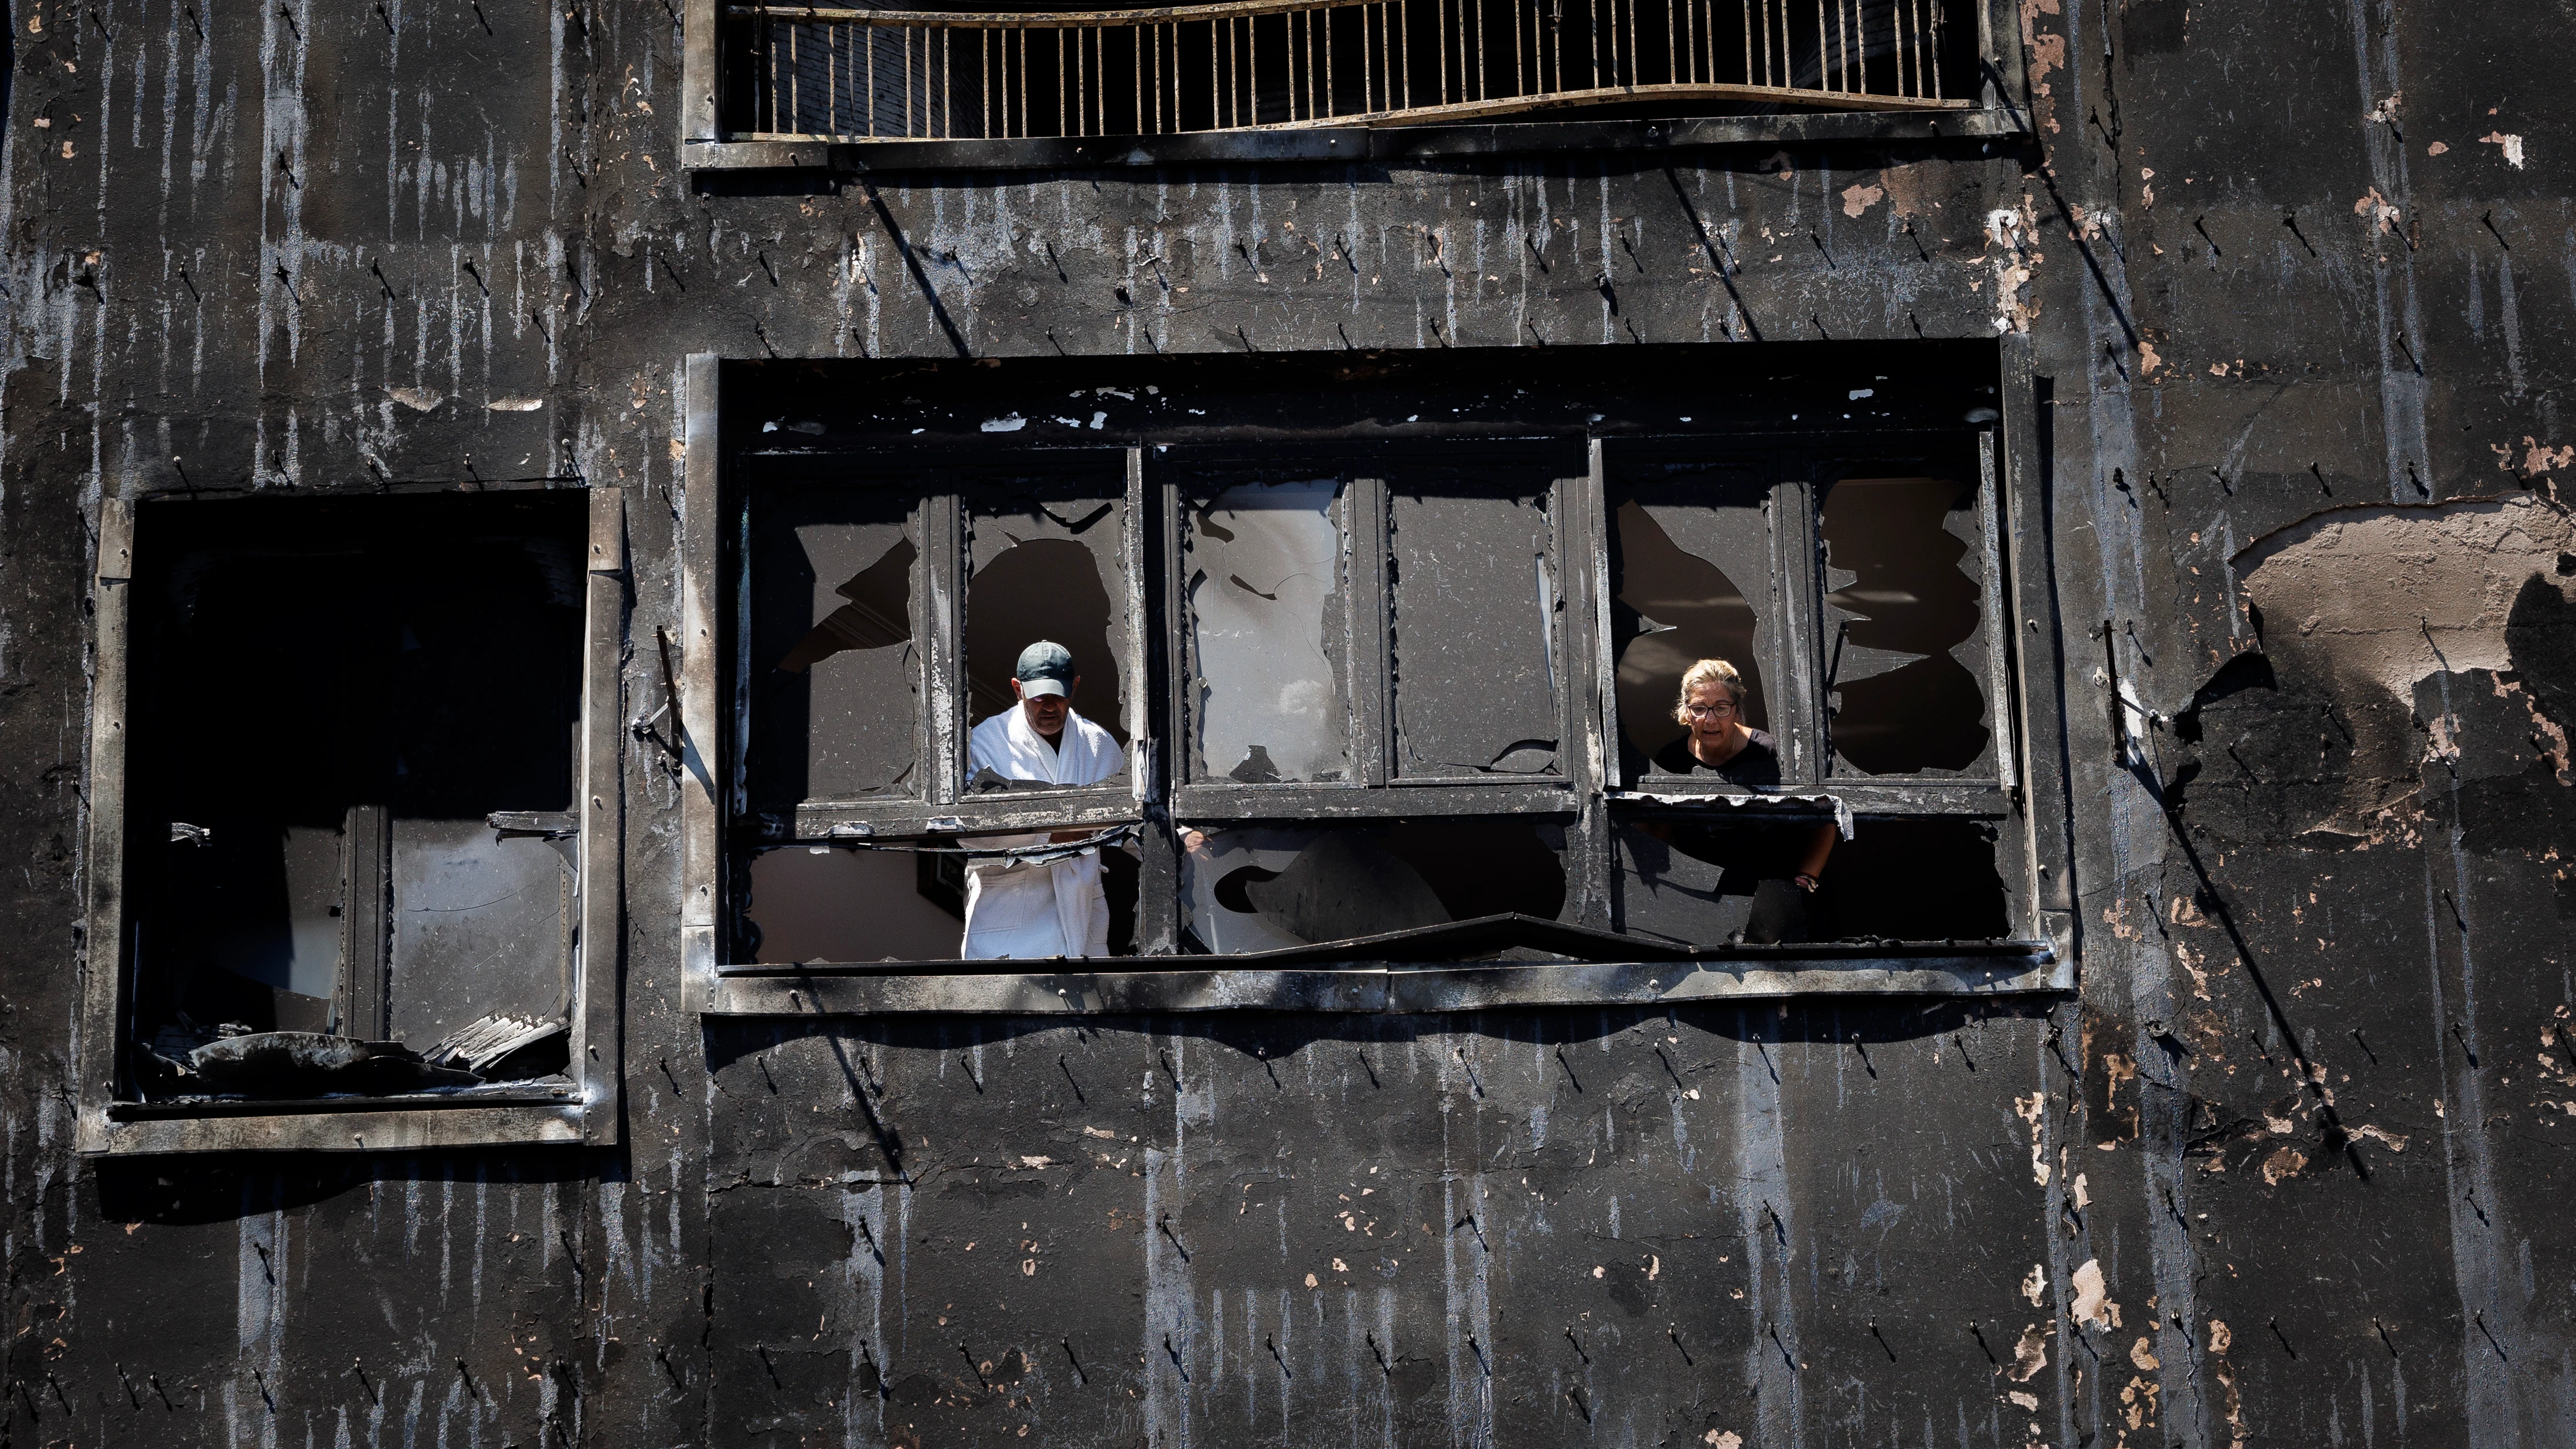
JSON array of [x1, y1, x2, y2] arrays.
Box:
[[959, 641, 1124, 958]]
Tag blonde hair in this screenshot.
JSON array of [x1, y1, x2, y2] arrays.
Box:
[[1672, 659, 1745, 724]]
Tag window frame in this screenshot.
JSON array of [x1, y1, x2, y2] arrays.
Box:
[[677, 0, 2033, 172], [678, 343, 2075, 1016], [1600, 431, 2020, 809], [732, 450, 1153, 846], [1159, 439, 1592, 822], [75, 488, 628, 1157]]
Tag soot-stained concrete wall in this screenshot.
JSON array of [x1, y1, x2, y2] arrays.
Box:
[[1, 0, 2571, 1445]]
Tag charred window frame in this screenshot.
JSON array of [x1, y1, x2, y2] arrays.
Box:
[[678, 0, 2033, 172], [1162, 440, 1589, 821], [76, 489, 627, 1157], [731, 450, 1151, 848], [676, 345, 2075, 1014], [1600, 430, 2046, 953]]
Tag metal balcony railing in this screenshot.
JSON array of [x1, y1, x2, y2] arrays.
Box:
[[724, 0, 1978, 143]]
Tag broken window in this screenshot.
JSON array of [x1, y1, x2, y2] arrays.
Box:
[[1599, 436, 2020, 945], [1611, 461, 1780, 780], [738, 453, 1144, 849], [1614, 812, 2012, 945], [1387, 474, 1564, 780], [740, 839, 1142, 962], [1166, 442, 1585, 811], [964, 470, 1134, 787], [81, 489, 624, 1154], [1180, 822, 1567, 953], [749, 488, 923, 812], [1180, 474, 1351, 785], [1818, 469, 1996, 776], [695, 363, 2056, 989]]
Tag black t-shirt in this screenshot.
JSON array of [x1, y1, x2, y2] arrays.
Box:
[[1643, 730, 1808, 883], [1650, 729, 1783, 788]]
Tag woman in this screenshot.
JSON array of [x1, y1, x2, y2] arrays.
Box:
[[1649, 659, 1833, 943]]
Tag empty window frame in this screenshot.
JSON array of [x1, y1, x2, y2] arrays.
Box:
[[77, 490, 627, 1156], [703, 0, 2015, 151], [739, 451, 1146, 841]]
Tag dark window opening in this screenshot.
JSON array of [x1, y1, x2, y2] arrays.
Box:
[[1615, 814, 2006, 945], [127, 494, 586, 1101], [965, 474, 1132, 757], [1819, 471, 1991, 775], [751, 491, 923, 812], [1611, 467, 1775, 780]]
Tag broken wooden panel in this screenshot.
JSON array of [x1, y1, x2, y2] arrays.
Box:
[[750, 489, 923, 808], [1608, 462, 1780, 781], [1179, 821, 1567, 952], [1614, 813, 2011, 945], [1387, 478, 1563, 779], [739, 842, 1140, 962], [1181, 477, 1352, 784], [963, 468, 1132, 751], [1816, 469, 1993, 776], [387, 821, 574, 1050]]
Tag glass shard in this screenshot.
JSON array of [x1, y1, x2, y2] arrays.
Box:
[[1183, 479, 1349, 784]]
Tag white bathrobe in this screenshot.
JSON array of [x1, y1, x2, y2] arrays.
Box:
[[959, 706, 1124, 958]]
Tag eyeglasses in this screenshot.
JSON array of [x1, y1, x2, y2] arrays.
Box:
[[1684, 701, 1738, 719]]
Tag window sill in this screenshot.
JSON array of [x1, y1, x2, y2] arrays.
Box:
[[681, 107, 2026, 175], [80, 1098, 593, 1157], [705, 940, 2065, 1015]]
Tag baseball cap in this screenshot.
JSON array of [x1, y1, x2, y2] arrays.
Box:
[[1013, 641, 1075, 698]]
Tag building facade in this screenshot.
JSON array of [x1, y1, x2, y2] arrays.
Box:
[[2, 0, 2570, 1444]]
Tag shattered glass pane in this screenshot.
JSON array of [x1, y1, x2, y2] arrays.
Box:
[[741, 842, 1138, 962], [1819, 474, 1991, 775], [1180, 822, 1566, 952], [751, 491, 921, 807], [1182, 479, 1349, 784], [1609, 467, 1776, 780], [964, 471, 1131, 778], [1389, 482, 1561, 778], [1614, 814, 2008, 945]]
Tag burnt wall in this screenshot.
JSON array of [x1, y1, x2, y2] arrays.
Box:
[[0, 0, 2570, 1446]]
